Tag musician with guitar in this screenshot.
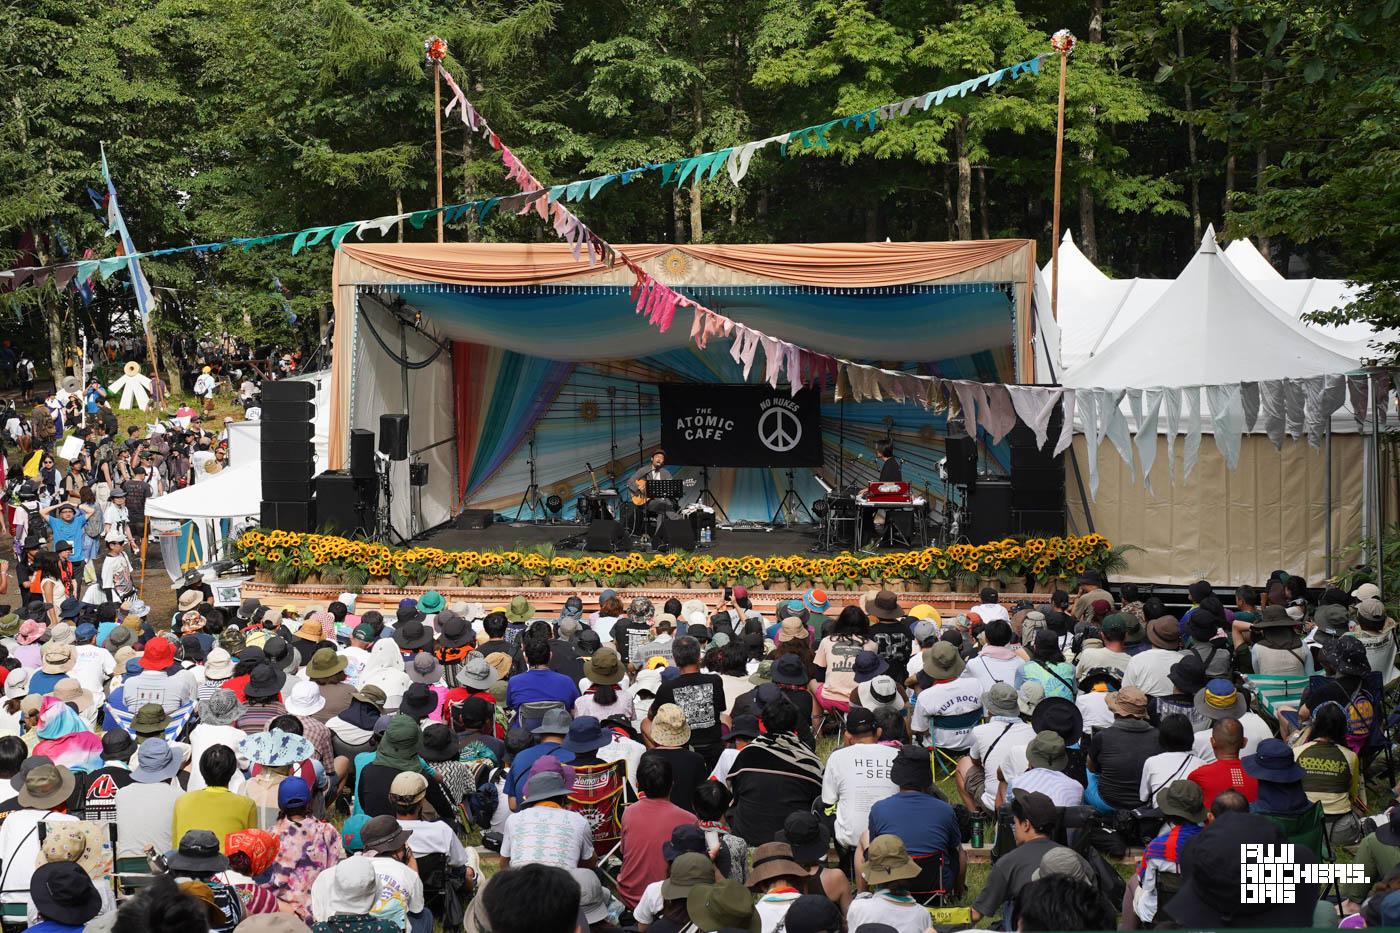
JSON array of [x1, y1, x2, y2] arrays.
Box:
[[627, 449, 694, 540]]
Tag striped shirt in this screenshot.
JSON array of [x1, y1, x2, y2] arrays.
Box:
[[236, 702, 287, 735]]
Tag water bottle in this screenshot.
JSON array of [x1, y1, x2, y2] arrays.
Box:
[[970, 812, 984, 848]]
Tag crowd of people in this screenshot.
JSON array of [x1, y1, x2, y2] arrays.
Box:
[[0, 547, 1393, 931]]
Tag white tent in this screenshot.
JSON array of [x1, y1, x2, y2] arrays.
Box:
[[1223, 237, 1283, 281], [1062, 226, 1359, 388], [1039, 229, 1109, 288]]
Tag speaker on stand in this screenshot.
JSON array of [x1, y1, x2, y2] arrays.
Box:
[[373, 414, 409, 544]]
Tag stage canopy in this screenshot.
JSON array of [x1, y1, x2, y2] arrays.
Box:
[[328, 240, 1037, 528]]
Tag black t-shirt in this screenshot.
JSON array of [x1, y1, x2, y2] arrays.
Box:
[[879, 457, 902, 481], [649, 671, 726, 750], [649, 746, 707, 813], [477, 638, 525, 676], [869, 621, 914, 671], [1088, 719, 1161, 809], [613, 620, 653, 664], [79, 765, 136, 822], [548, 639, 584, 683]]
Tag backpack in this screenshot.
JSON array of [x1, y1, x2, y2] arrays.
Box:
[[84, 506, 104, 538]]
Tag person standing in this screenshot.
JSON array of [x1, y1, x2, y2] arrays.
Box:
[[194, 366, 218, 415]]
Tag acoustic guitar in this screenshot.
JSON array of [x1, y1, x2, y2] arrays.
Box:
[[631, 477, 696, 507]]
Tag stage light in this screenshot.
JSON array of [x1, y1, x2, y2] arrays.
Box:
[[545, 495, 564, 516]]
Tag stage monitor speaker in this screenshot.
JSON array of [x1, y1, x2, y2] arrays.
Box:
[[584, 519, 629, 552], [379, 414, 409, 461], [409, 462, 429, 487], [655, 517, 695, 552], [259, 400, 315, 422], [970, 480, 1013, 543], [260, 420, 315, 443], [456, 509, 494, 530], [944, 437, 978, 486], [260, 499, 317, 532], [260, 380, 315, 403], [315, 471, 374, 536], [350, 429, 376, 479]]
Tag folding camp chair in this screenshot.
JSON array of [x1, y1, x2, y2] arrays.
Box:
[[104, 699, 195, 741], [512, 700, 565, 732], [1245, 673, 1310, 719], [928, 710, 981, 778], [567, 758, 634, 891], [907, 850, 954, 906]]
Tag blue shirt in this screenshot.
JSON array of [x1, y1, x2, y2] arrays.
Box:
[[505, 668, 581, 712], [29, 921, 85, 933], [28, 670, 66, 696], [47, 513, 87, 554], [503, 742, 575, 801], [867, 790, 962, 888]]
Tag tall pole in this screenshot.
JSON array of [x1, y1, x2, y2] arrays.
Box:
[[434, 62, 444, 243], [425, 37, 449, 244], [1049, 31, 1076, 321]]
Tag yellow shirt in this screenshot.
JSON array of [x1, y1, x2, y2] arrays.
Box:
[[171, 786, 257, 852]]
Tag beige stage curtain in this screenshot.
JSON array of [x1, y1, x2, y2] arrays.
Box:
[[1066, 433, 1368, 586], [338, 239, 1031, 288]]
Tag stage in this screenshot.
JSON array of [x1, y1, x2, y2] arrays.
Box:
[[420, 518, 878, 560]]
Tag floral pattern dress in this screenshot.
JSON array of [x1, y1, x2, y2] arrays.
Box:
[[267, 816, 345, 919]]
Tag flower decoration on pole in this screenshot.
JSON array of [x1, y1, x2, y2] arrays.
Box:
[[1050, 29, 1077, 55], [424, 36, 448, 64]]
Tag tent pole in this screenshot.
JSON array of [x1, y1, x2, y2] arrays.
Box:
[[139, 516, 149, 599], [1049, 37, 1073, 321], [434, 60, 444, 243], [1325, 418, 1333, 579], [1374, 373, 1384, 597]]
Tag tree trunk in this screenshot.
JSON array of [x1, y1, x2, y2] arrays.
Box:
[[672, 188, 686, 243], [865, 206, 879, 241], [954, 117, 972, 240], [689, 81, 704, 243], [1177, 26, 1202, 243], [1256, 77, 1272, 263], [462, 130, 477, 242], [689, 180, 703, 243], [978, 167, 991, 240], [1224, 24, 1238, 216], [943, 170, 956, 240], [1078, 0, 1102, 262], [395, 191, 404, 243]]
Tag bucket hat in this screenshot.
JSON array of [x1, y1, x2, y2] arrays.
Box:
[[851, 650, 887, 683], [1326, 636, 1371, 677], [869, 590, 901, 621], [1146, 616, 1182, 649], [417, 591, 445, 614], [1243, 737, 1307, 783], [783, 895, 843, 933], [243, 662, 286, 699], [532, 708, 573, 736], [661, 851, 716, 900], [857, 674, 904, 713], [982, 683, 1020, 719], [770, 654, 809, 686], [1030, 847, 1094, 884], [746, 842, 807, 888], [305, 647, 347, 680], [862, 834, 921, 886], [399, 683, 438, 720], [360, 814, 413, 856], [1025, 730, 1068, 771], [203, 647, 235, 680], [436, 611, 472, 648], [323, 856, 379, 916], [30, 861, 101, 927], [1106, 685, 1149, 719], [198, 689, 245, 726], [564, 716, 612, 754], [921, 642, 964, 680], [132, 738, 182, 783], [726, 714, 761, 742], [50, 678, 93, 713], [505, 596, 534, 623], [1193, 678, 1246, 720], [18, 764, 75, 809], [166, 829, 229, 873], [419, 723, 460, 763], [1167, 653, 1209, 696], [687, 880, 761, 933], [16, 620, 45, 646], [1031, 696, 1083, 742], [239, 729, 314, 768], [1157, 779, 1207, 824], [140, 637, 176, 671], [284, 680, 327, 717], [406, 651, 443, 685], [747, 660, 773, 686], [582, 646, 625, 686], [41, 643, 76, 675], [651, 704, 691, 747], [393, 619, 433, 652], [774, 811, 830, 864], [131, 703, 172, 736], [522, 770, 572, 806]]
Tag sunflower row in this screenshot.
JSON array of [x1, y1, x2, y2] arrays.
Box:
[[233, 529, 1113, 589]]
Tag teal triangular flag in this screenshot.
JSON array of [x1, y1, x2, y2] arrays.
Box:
[[408, 210, 435, 230], [989, 68, 1005, 85], [330, 222, 359, 250], [76, 260, 99, 282], [479, 197, 501, 221], [98, 257, 126, 280], [566, 180, 591, 201], [588, 175, 616, 198], [659, 161, 682, 187], [675, 155, 702, 188], [547, 186, 566, 204], [1029, 56, 1042, 75]]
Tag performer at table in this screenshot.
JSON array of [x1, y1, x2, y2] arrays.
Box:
[[877, 441, 902, 481], [866, 441, 903, 545]]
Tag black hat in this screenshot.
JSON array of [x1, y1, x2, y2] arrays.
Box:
[[775, 810, 830, 863], [165, 829, 229, 873], [399, 682, 437, 720], [1167, 652, 1208, 696], [783, 895, 843, 933], [1010, 788, 1058, 833], [243, 662, 286, 699], [452, 696, 493, 728], [726, 715, 760, 742], [31, 861, 102, 926], [889, 744, 933, 789], [851, 650, 887, 684], [662, 824, 708, 861], [436, 611, 472, 648], [1030, 696, 1083, 744], [844, 706, 878, 735], [101, 729, 137, 761], [394, 618, 434, 652], [419, 723, 460, 762], [770, 654, 808, 686], [1325, 636, 1371, 677], [1168, 811, 1319, 928]]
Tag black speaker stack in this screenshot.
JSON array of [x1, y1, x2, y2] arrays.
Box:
[[259, 380, 318, 532], [315, 470, 377, 537], [1007, 411, 1066, 536]]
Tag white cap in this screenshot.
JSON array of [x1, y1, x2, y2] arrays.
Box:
[[1352, 583, 1382, 601]]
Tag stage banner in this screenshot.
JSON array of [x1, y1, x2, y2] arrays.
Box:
[[659, 384, 823, 467]]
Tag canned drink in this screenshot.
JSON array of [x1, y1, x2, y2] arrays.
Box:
[[971, 813, 984, 848]]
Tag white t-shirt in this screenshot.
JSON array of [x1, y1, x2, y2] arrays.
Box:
[[633, 880, 664, 925], [398, 818, 471, 868], [341, 645, 371, 686], [0, 811, 78, 905], [592, 616, 620, 643], [1193, 712, 1274, 762], [968, 719, 1035, 811], [103, 504, 130, 541], [847, 891, 931, 933], [1005, 760, 1085, 808], [1138, 751, 1207, 807], [71, 644, 116, 698], [500, 805, 594, 868], [821, 742, 899, 847], [1077, 691, 1114, 732], [709, 747, 739, 785], [312, 855, 425, 931], [755, 891, 801, 933], [963, 653, 1024, 694], [1122, 648, 1187, 698], [100, 552, 134, 596], [186, 723, 250, 792], [911, 680, 983, 749], [969, 602, 1011, 624]]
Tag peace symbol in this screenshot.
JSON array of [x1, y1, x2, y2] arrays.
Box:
[[758, 406, 802, 452]]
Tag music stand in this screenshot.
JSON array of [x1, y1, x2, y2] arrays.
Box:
[[694, 466, 728, 522], [770, 468, 814, 526]]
